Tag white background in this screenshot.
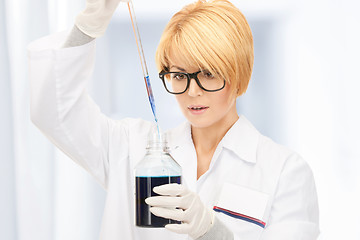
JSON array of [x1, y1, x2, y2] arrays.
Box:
[[1, 0, 360, 239]]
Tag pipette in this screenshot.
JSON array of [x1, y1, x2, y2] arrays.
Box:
[[127, 0, 160, 135]]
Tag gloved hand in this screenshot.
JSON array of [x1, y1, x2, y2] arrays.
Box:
[[75, 0, 130, 38], [145, 184, 215, 239]]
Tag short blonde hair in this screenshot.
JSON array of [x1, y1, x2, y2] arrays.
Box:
[[155, 0, 254, 97]]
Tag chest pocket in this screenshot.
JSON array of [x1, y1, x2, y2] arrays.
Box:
[[213, 182, 269, 240]]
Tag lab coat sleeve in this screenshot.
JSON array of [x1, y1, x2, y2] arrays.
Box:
[[28, 31, 116, 189], [261, 154, 320, 239]]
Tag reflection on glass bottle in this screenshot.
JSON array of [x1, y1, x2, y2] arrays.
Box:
[[135, 130, 182, 228]]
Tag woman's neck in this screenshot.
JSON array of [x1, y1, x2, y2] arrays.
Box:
[[191, 109, 239, 179], [191, 114, 239, 153]]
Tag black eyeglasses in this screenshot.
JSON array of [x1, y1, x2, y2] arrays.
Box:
[[159, 70, 226, 94]]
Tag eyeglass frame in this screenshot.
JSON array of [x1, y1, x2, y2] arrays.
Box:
[[159, 70, 226, 95]]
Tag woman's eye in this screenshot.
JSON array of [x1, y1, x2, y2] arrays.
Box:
[[174, 73, 186, 80], [203, 71, 214, 79]]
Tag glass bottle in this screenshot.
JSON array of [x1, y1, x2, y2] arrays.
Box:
[[134, 131, 182, 228]]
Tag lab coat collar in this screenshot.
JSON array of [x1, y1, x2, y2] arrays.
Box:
[[168, 115, 259, 165], [167, 116, 259, 191], [220, 115, 259, 164]]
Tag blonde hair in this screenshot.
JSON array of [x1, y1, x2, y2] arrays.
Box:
[[155, 0, 254, 97]]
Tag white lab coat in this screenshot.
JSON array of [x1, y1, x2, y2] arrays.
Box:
[[28, 31, 320, 240]]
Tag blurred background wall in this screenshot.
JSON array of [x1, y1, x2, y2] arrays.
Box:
[[1, 0, 359, 239]]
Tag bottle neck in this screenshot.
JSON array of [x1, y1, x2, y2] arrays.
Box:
[[146, 141, 169, 153], [146, 130, 169, 153]]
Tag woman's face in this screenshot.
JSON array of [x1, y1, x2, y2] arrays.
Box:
[[168, 52, 238, 130]]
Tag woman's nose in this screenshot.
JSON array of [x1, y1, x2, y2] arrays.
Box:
[[187, 78, 203, 97]]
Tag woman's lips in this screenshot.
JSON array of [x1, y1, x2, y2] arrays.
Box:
[[188, 105, 209, 115]]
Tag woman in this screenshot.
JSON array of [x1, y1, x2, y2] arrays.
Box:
[[28, 0, 320, 239]]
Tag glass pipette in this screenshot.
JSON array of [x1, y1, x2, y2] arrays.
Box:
[[127, 0, 160, 137]]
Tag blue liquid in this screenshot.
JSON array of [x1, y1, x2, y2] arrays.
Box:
[[135, 176, 181, 227], [144, 75, 158, 123], [144, 75, 161, 140]]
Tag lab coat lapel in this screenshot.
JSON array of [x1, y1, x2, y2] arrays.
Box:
[[167, 122, 198, 193]]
